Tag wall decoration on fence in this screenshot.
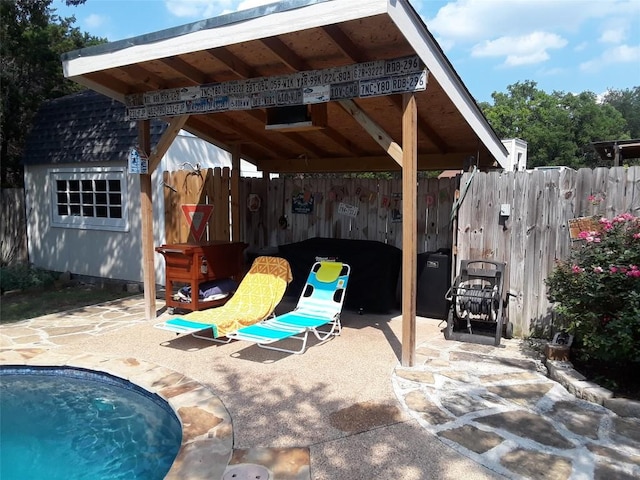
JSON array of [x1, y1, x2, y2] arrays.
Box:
[[355, 185, 377, 204], [338, 202, 359, 218], [181, 204, 213, 241], [391, 193, 402, 223], [247, 194, 261, 212], [292, 190, 314, 214], [328, 185, 348, 202]]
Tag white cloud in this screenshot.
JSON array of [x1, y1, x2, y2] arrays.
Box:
[[580, 44, 640, 72], [599, 26, 625, 44], [237, 0, 277, 10], [426, 0, 639, 43], [164, 0, 275, 18], [472, 31, 567, 66], [84, 13, 107, 29], [164, 0, 234, 19]]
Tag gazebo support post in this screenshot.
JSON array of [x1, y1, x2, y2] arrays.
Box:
[[138, 120, 156, 320], [401, 93, 418, 367]]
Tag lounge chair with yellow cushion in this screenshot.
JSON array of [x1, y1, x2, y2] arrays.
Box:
[[227, 261, 350, 354], [155, 256, 292, 342]]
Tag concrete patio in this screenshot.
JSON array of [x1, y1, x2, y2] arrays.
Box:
[[1, 295, 639, 479]]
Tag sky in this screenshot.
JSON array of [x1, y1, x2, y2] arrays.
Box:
[[52, 0, 640, 103]]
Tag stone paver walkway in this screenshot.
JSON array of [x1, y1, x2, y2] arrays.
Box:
[[394, 339, 640, 480]]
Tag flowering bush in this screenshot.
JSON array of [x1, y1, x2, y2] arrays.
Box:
[[546, 213, 640, 363]]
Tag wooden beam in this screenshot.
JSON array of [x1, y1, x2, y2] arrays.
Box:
[[321, 25, 366, 63], [138, 120, 157, 320], [231, 144, 241, 242], [259, 152, 474, 173], [122, 64, 166, 90], [401, 93, 418, 367], [206, 48, 257, 78], [205, 115, 298, 159], [159, 57, 208, 84], [260, 37, 311, 71], [147, 115, 189, 173], [388, 95, 449, 154], [338, 99, 403, 166]]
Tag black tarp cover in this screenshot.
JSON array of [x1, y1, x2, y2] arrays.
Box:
[[276, 237, 401, 313]]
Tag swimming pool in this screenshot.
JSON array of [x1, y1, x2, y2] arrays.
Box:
[[0, 366, 182, 480]]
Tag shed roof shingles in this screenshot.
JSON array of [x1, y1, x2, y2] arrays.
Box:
[[22, 90, 167, 166]]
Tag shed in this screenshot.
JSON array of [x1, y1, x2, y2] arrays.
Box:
[[22, 90, 257, 284], [60, 0, 509, 366]]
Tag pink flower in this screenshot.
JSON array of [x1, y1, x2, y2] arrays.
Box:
[[610, 266, 618, 273], [627, 266, 640, 278], [572, 265, 584, 274], [633, 233, 640, 240], [593, 266, 604, 273]]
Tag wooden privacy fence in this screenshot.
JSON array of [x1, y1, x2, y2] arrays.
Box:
[[239, 175, 458, 252], [163, 167, 234, 244], [455, 166, 640, 338]]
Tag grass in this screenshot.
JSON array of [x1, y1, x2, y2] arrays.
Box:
[[1, 284, 139, 324]]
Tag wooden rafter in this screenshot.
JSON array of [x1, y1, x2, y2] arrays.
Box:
[[207, 48, 257, 78], [122, 64, 167, 90], [338, 99, 403, 166], [388, 95, 448, 153], [159, 56, 209, 84], [321, 24, 366, 63], [260, 37, 311, 71]]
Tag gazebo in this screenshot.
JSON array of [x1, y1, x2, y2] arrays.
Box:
[[61, 0, 508, 366]]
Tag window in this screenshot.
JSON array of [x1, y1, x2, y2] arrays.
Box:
[[50, 168, 129, 231]]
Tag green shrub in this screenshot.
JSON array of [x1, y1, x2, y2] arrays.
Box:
[[0, 264, 58, 292], [546, 213, 640, 363]]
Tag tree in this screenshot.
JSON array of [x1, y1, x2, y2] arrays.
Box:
[[0, 0, 105, 187], [603, 87, 640, 139], [480, 81, 630, 168]]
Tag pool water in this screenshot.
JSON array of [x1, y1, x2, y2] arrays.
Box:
[[0, 367, 182, 480]]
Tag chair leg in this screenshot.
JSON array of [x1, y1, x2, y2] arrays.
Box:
[[192, 330, 233, 343]]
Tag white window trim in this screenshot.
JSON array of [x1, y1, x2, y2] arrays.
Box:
[[49, 167, 130, 232]]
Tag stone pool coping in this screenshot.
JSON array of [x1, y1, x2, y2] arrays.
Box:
[[0, 348, 233, 480]]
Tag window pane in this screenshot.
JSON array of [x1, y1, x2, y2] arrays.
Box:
[[82, 205, 94, 217], [81, 180, 93, 191], [95, 192, 107, 204], [57, 192, 67, 203], [96, 206, 108, 217], [58, 205, 68, 215], [69, 192, 80, 203], [70, 205, 81, 216], [82, 192, 94, 203], [109, 206, 122, 218], [56, 180, 67, 191], [108, 180, 121, 192], [109, 193, 122, 205], [95, 179, 107, 191], [69, 180, 80, 191]]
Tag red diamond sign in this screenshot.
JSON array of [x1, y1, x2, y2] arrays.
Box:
[[181, 204, 213, 241]]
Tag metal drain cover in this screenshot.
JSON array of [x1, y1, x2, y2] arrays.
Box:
[[223, 463, 271, 480]]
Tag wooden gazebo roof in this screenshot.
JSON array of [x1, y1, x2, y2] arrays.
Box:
[[61, 0, 507, 173], [60, 0, 509, 366]]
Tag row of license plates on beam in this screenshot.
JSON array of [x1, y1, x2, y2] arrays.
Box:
[[125, 71, 427, 120]]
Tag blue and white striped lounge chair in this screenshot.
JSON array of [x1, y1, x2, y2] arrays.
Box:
[[228, 261, 350, 354]]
